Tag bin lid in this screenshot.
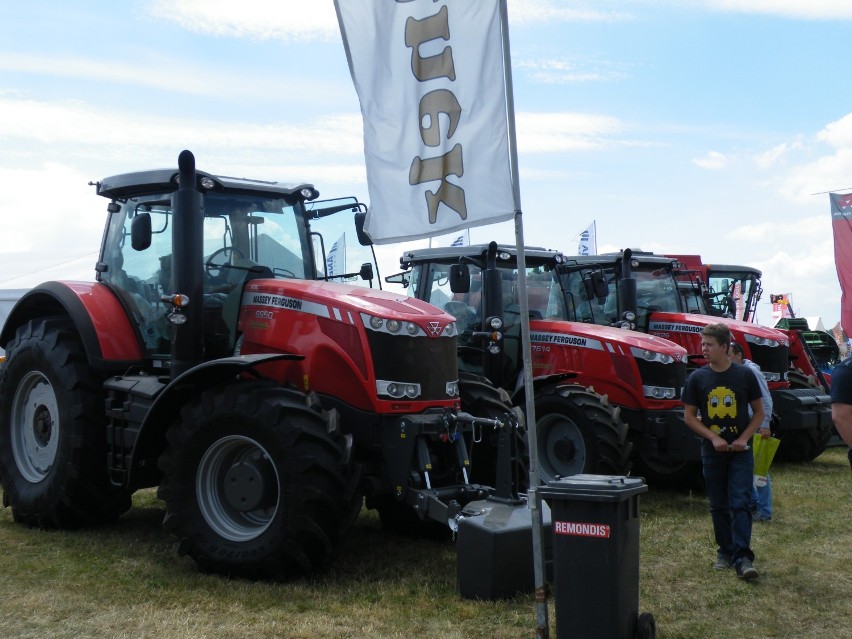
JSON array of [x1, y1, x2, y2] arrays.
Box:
[[538, 474, 647, 502]]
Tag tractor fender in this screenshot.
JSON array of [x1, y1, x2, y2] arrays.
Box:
[[510, 372, 576, 406], [127, 353, 303, 489], [0, 281, 142, 369]]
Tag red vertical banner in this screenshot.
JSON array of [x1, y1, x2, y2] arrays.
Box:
[[830, 193, 852, 336]]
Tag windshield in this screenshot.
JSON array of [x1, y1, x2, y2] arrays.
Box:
[[98, 192, 312, 356], [706, 270, 761, 322], [562, 265, 681, 327]]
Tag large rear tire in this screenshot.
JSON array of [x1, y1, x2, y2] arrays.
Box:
[[157, 381, 359, 579], [629, 454, 703, 490], [776, 369, 832, 462], [0, 318, 131, 527], [534, 384, 632, 482]]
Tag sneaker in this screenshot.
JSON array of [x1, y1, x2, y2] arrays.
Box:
[[737, 558, 758, 580], [713, 553, 732, 570], [753, 513, 772, 522]]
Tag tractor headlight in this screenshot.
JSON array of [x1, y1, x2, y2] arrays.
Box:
[[446, 381, 459, 397], [631, 347, 679, 364], [644, 385, 677, 400], [377, 380, 421, 399], [744, 334, 781, 348]]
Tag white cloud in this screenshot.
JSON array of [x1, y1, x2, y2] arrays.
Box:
[[509, 0, 630, 24], [753, 141, 802, 169], [516, 58, 627, 84], [699, 0, 852, 20], [0, 52, 346, 103], [516, 112, 625, 152], [692, 150, 729, 170], [146, 0, 340, 41], [777, 113, 852, 202], [0, 97, 364, 171]]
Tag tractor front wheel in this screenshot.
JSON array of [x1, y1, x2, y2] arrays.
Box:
[[157, 381, 359, 579], [534, 384, 632, 482]]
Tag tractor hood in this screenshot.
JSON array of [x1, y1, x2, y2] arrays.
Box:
[[647, 311, 789, 346], [530, 318, 688, 359], [242, 278, 457, 335]]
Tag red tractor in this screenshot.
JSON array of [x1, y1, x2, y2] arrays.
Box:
[[390, 243, 692, 486], [561, 249, 833, 463], [668, 253, 841, 455], [0, 151, 526, 582]]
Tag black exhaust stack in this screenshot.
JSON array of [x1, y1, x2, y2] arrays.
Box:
[[171, 150, 205, 377], [617, 248, 638, 328]]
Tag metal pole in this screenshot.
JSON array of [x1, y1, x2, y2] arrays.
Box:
[[499, 2, 549, 637]]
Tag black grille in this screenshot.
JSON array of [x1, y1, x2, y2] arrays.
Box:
[[366, 332, 458, 400], [748, 344, 788, 377], [635, 359, 687, 394]]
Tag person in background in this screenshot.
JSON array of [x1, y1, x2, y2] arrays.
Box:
[[729, 342, 773, 521], [829, 355, 852, 471], [682, 323, 764, 581]]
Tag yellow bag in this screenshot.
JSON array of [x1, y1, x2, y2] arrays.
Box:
[[753, 435, 781, 479]]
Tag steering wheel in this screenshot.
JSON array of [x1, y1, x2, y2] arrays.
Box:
[[205, 246, 245, 278], [444, 301, 478, 328]]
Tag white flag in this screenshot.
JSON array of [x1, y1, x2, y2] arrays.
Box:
[[326, 233, 346, 276], [335, 0, 515, 244], [578, 222, 596, 256], [450, 230, 469, 247]]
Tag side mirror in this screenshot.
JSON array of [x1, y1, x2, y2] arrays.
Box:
[[585, 270, 608, 303], [450, 263, 471, 294], [358, 262, 374, 281], [131, 213, 152, 251], [354, 212, 372, 246], [385, 271, 411, 287]]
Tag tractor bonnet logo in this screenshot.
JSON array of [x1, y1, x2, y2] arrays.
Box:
[[427, 321, 443, 337]]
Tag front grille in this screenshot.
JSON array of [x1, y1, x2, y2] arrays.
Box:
[[635, 359, 687, 394], [749, 344, 788, 377], [366, 332, 458, 400]]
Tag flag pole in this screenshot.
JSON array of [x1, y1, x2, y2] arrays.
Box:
[[499, 2, 549, 637]]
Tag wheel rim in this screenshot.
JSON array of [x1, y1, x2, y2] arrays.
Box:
[[10, 371, 60, 483], [537, 412, 586, 480], [196, 435, 280, 542]]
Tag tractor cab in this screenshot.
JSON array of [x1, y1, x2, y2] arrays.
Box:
[[95, 170, 378, 362]]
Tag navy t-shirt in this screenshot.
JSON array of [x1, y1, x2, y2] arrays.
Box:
[[830, 358, 852, 404], [682, 363, 762, 444]]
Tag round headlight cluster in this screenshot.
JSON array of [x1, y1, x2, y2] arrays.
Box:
[[745, 334, 781, 348], [631, 347, 678, 364], [377, 380, 421, 399], [644, 385, 677, 400]]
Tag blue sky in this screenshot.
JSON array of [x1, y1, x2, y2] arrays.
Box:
[[2, 0, 852, 327]]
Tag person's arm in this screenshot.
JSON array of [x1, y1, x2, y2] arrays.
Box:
[[754, 367, 773, 436], [731, 398, 764, 452], [832, 402, 852, 448], [684, 404, 729, 452]]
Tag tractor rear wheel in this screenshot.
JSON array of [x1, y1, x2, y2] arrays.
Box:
[[0, 318, 131, 527], [775, 368, 833, 462], [534, 384, 632, 482], [157, 381, 359, 579]]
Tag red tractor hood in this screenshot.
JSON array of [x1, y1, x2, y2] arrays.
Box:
[[242, 279, 456, 330], [648, 312, 789, 346], [530, 319, 688, 358]]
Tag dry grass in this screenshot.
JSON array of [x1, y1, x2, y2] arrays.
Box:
[[0, 448, 849, 638]]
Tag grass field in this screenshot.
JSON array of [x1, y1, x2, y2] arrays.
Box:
[[0, 448, 849, 639]]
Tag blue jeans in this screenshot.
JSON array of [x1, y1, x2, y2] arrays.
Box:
[[752, 475, 772, 519], [701, 443, 755, 567]]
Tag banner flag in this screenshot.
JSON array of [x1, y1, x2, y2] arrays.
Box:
[[334, 0, 515, 244], [326, 233, 346, 276], [577, 221, 596, 256], [769, 293, 792, 323], [449, 229, 469, 247], [830, 192, 852, 336]]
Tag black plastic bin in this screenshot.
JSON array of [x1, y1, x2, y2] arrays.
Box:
[[539, 474, 654, 639]]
